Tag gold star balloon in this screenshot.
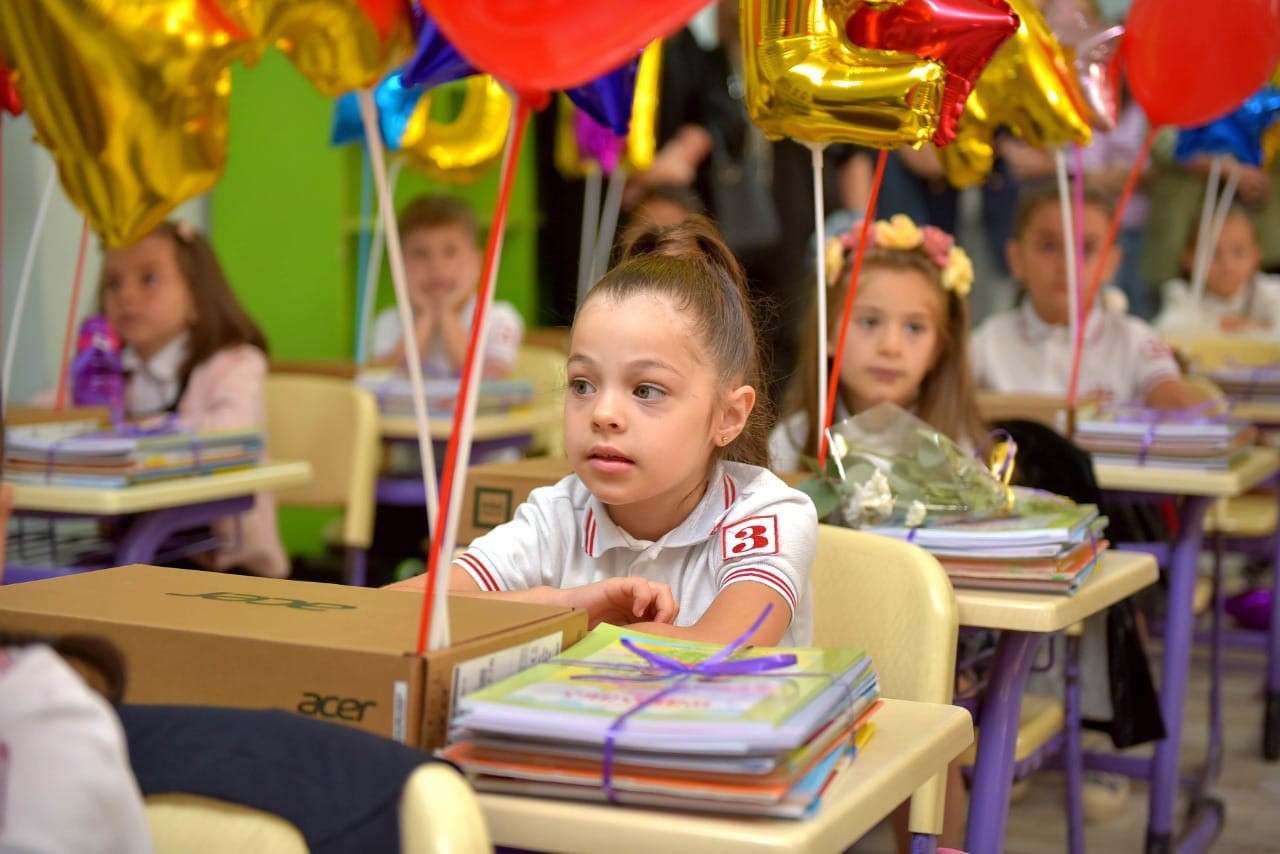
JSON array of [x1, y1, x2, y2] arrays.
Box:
[[0, 0, 247, 246]]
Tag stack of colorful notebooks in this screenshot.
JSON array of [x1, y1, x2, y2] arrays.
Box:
[[865, 490, 1107, 594], [442, 624, 880, 818], [1205, 364, 1280, 404], [356, 372, 534, 417], [1074, 410, 1252, 469], [4, 427, 264, 487]]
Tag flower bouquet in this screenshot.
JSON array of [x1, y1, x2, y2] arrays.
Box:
[[797, 402, 1013, 527]]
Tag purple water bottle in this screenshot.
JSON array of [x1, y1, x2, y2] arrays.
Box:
[[71, 315, 126, 423]]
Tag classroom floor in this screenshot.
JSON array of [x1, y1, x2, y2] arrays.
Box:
[[852, 640, 1280, 853]]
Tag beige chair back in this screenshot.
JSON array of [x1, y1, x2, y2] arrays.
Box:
[[811, 524, 959, 836]]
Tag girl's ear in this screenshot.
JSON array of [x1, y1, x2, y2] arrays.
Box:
[[715, 384, 756, 445]]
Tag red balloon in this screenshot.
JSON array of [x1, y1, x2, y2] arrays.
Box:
[[847, 0, 1020, 146], [0, 59, 20, 116], [422, 0, 706, 92], [1123, 0, 1280, 128]]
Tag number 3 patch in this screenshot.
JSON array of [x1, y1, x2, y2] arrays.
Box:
[[722, 515, 780, 559]]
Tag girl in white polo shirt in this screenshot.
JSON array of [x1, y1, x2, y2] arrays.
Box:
[[399, 217, 817, 647], [970, 183, 1202, 408]]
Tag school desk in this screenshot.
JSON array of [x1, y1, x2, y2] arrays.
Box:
[[471, 698, 972, 854], [4, 461, 312, 582], [1092, 446, 1280, 853], [377, 408, 559, 506], [953, 551, 1159, 854]]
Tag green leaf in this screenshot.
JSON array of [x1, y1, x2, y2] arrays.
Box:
[[796, 476, 841, 520]]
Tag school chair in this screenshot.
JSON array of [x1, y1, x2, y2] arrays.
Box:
[[125, 704, 491, 853], [811, 524, 959, 849], [145, 763, 490, 854], [264, 374, 381, 586], [1168, 333, 1280, 372], [509, 344, 566, 458]]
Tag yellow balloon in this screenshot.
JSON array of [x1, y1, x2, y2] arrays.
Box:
[[554, 40, 663, 178], [214, 0, 413, 98], [0, 0, 243, 247], [939, 0, 1093, 188], [399, 76, 512, 184], [1264, 121, 1280, 169], [740, 0, 946, 148], [625, 40, 662, 172]]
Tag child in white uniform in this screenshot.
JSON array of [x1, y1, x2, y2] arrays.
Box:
[[1154, 206, 1280, 337], [771, 214, 985, 472], [970, 183, 1201, 408], [396, 217, 816, 647]]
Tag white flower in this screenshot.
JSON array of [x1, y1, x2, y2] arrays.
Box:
[[853, 469, 895, 523], [905, 500, 928, 527]]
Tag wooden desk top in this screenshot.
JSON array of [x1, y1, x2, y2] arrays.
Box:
[[1092, 446, 1278, 497], [953, 551, 1158, 633], [475, 698, 973, 854], [8, 461, 313, 515]]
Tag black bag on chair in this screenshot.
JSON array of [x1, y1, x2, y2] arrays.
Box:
[[994, 419, 1167, 748]]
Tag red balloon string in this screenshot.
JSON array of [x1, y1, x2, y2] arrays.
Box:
[[1066, 126, 1156, 407], [54, 218, 91, 411], [416, 97, 531, 655], [818, 148, 888, 468]]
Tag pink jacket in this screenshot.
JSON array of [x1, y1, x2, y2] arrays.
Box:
[[176, 345, 288, 578]]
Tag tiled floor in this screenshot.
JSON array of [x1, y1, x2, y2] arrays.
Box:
[[853, 642, 1280, 853]]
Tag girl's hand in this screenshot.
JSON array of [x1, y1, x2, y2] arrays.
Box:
[[562, 578, 679, 628]]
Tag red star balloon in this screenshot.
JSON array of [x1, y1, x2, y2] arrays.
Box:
[[846, 0, 1019, 145], [0, 59, 21, 116]]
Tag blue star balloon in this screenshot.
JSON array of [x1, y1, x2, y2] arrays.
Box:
[[1175, 85, 1280, 167], [400, 9, 475, 91], [565, 57, 639, 136], [330, 72, 423, 151]]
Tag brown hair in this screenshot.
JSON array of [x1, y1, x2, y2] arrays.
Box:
[[1012, 180, 1116, 241], [398, 194, 479, 243], [577, 216, 773, 467], [783, 244, 986, 461], [97, 222, 268, 383]]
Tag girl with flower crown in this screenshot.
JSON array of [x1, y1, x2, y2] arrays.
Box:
[[770, 214, 985, 473]]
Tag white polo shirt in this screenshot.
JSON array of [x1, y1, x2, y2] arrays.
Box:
[[970, 301, 1181, 405], [457, 461, 818, 646], [1154, 274, 1280, 338], [371, 297, 523, 377]]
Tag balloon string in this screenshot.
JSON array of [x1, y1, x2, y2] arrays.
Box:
[[2, 168, 57, 418], [577, 165, 601, 304], [809, 144, 828, 465], [418, 96, 530, 655], [1068, 126, 1155, 407], [354, 147, 374, 361], [55, 218, 91, 410], [819, 148, 888, 468], [1055, 148, 1080, 378]]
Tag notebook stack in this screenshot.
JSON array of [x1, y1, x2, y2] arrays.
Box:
[[356, 372, 534, 417], [865, 490, 1107, 594], [4, 427, 264, 488], [442, 624, 880, 819], [1205, 364, 1280, 405], [1074, 410, 1252, 470]]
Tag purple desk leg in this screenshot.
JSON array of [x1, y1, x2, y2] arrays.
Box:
[[1267, 534, 1280, 760], [964, 631, 1043, 854], [1145, 494, 1213, 854], [114, 497, 252, 565]]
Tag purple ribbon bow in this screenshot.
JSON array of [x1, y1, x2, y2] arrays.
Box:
[[1111, 400, 1230, 465], [571, 605, 796, 801]]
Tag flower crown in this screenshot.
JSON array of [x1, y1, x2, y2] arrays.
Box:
[[825, 214, 974, 299]]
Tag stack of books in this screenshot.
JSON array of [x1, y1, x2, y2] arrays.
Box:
[[1205, 364, 1280, 404], [865, 490, 1107, 594], [4, 427, 264, 488], [1074, 410, 1252, 469], [442, 624, 880, 819], [356, 372, 534, 417]]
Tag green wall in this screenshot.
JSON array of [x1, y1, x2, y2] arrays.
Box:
[[210, 53, 539, 556]]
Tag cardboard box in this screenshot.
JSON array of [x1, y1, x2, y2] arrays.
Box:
[[460, 456, 573, 543], [0, 565, 587, 750]]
